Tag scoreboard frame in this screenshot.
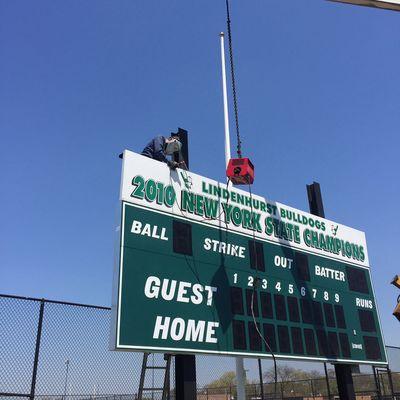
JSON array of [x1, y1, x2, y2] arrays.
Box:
[[110, 150, 387, 366]]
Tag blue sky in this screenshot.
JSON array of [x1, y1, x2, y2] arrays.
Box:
[[1, 0, 399, 354]]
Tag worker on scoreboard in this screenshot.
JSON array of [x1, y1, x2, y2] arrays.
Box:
[[141, 133, 185, 170]]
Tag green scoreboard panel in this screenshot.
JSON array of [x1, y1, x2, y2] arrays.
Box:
[[111, 151, 387, 365]]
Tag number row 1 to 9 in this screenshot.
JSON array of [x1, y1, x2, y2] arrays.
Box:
[[233, 273, 340, 303]]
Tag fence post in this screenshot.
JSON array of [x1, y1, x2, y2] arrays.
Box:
[[373, 366, 382, 400], [30, 299, 45, 400], [386, 368, 395, 399], [310, 379, 315, 399]]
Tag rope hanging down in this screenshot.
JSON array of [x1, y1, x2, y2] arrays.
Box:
[[225, 0, 242, 159], [224, 1, 277, 392]]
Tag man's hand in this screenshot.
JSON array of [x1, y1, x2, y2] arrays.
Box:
[[178, 161, 188, 170], [168, 161, 180, 170]]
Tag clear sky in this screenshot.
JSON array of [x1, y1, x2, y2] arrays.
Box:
[[1, 0, 399, 353]]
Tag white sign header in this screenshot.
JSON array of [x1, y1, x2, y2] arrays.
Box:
[[120, 150, 369, 267]]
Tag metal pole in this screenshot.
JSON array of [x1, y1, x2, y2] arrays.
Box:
[[324, 363, 332, 400], [173, 129, 196, 400], [220, 30, 245, 400], [173, 128, 189, 170], [63, 359, 70, 400], [386, 367, 395, 399], [220, 32, 232, 169], [373, 366, 382, 400], [235, 357, 246, 400], [307, 183, 356, 400], [258, 359, 265, 400], [30, 299, 45, 400], [310, 379, 315, 399], [175, 354, 196, 400]]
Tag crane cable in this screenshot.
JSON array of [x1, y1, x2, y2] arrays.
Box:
[[225, 0, 279, 396], [225, 0, 242, 159]]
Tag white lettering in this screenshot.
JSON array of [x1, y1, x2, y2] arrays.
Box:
[[176, 281, 191, 303], [204, 238, 212, 250], [160, 279, 176, 301], [130, 220, 168, 241], [203, 238, 245, 258], [153, 316, 170, 339], [142, 223, 151, 237], [152, 225, 160, 239], [153, 317, 219, 343], [190, 284, 203, 305], [356, 298, 373, 309], [144, 276, 160, 298], [160, 228, 168, 241], [274, 256, 293, 269], [204, 285, 218, 306], [170, 318, 185, 341], [144, 276, 218, 306], [206, 322, 219, 343], [185, 320, 205, 342], [131, 220, 142, 233], [315, 265, 345, 281]]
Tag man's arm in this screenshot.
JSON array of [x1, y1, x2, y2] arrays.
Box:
[[152, 136, 169, 163], [152, 136, 179, 169]]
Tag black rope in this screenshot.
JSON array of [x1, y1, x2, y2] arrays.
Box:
[[225, 0, 242, 159]]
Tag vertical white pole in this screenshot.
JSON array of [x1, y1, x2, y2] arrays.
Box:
[[220, 31, 246, 400], [235, 357, 246, 400], [220, 32, 232, 169]]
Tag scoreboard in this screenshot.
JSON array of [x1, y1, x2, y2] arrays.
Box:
[[111, 151, 387, 365]]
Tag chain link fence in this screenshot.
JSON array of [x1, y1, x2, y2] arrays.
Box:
[[1, 294, 399, 400]]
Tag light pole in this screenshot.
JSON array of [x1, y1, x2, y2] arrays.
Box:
[[63, 359, 70, 400]]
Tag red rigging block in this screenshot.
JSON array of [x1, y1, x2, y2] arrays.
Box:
[[226, 157, 255, 185]]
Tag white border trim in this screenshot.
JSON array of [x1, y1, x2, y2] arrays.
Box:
[[115, 202, 126, 348], [112, 343, 388, 366]]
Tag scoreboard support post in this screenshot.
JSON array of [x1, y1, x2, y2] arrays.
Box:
[[307, 182, 356, 400], [173, 129, 197, 400], [175, 355, 197, 400], [173, 128, 189, 169], [335, 365, 356, 400]]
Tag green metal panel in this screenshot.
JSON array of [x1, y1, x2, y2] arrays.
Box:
[[114, 201, 387, 365]]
